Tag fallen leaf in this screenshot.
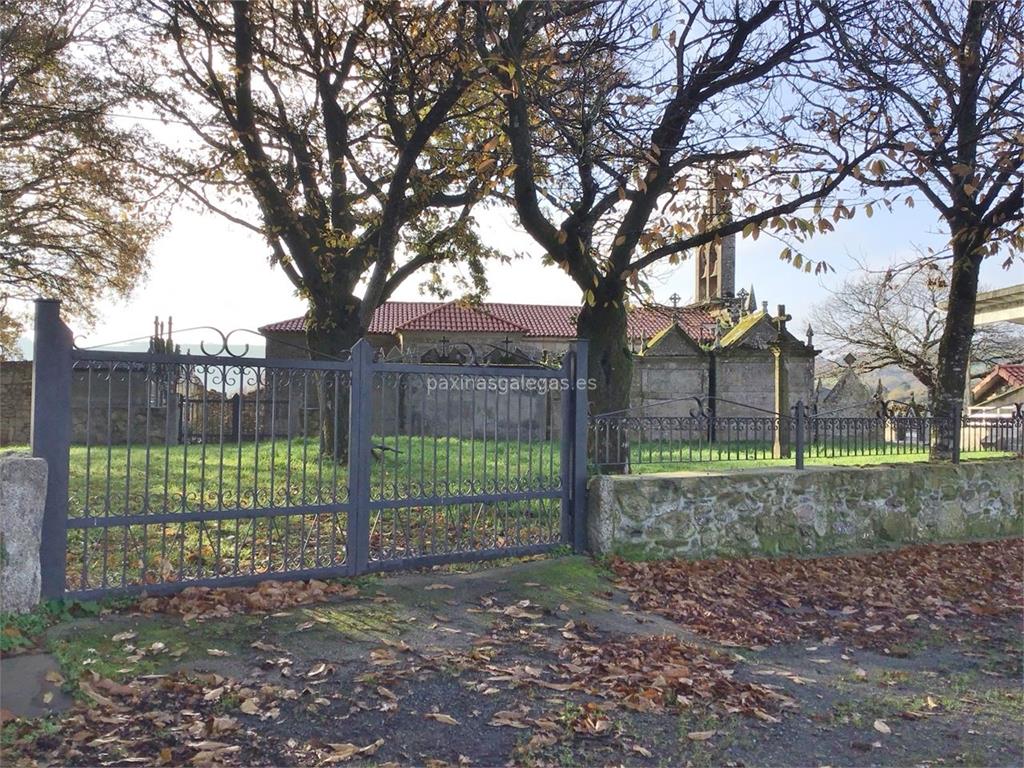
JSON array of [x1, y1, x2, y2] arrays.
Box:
[[206, 648, 231, 657], [425, 584, 453, 591], [425, 712, 459, 725], [210, 716, 238, 733], [489, 711, 530, 729], [873, 719, 891, 735], [239, 698, 260, 715], [687, 730, 716, 741]]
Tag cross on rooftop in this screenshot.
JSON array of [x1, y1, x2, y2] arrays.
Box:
[[773, 304, 792, 336]]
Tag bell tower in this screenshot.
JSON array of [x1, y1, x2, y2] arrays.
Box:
[[695, 170, 736, 303]]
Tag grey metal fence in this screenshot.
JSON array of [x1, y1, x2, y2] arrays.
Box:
[[31, 300, 589, 600], [589, 396, 1024, 473]]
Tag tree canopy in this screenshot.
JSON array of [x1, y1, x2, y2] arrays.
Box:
[[118, 0, 516, 355], [472, 0, 874, 415], [808, 0, 1024, 453], [0, 0, 162, 356]]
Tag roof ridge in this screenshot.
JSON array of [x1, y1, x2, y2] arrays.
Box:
[[395, 300, 531, 333], [393, 300, 449, 330]]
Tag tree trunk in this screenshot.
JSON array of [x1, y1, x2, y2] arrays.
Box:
[[577, 288, 632, 473], [306, 302, 365, 463], [930, 240, 983, 460]]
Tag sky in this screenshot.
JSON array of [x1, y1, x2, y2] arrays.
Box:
[[9, 2, 1021, 359], [15, 189, 1022, 359]]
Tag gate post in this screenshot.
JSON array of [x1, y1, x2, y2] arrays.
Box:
[[559, 353, 574, 546], [347, 339, 374, 575], [571, 340, 589, 552], [31, 299, 73, 599]]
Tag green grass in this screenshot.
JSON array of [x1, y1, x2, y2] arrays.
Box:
[[65, 435, 561, 517], [0, 601, 77, 653], [57, 436, 562, 594], [625, 448, 1015, 475], [10, 434, 1014, 594]]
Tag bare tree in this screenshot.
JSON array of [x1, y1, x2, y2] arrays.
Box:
[[810, 0, 1024, 455], [811, 264, 1024, 397]]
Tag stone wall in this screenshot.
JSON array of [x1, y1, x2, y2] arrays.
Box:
[[1, 362, 181, 447], [0, 360, 33, 446], [714, 351, 815, 418], [588, 459, 1023, 560], [0, 452, 47, 613]]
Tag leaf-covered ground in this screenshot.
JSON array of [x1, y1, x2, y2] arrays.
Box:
[[611, 539, 1024, 649], [2, 540, 1022, 767]]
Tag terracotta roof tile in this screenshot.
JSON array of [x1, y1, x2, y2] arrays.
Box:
[[259, 301, 717, 343], [397, 303, 529, 333], [997, 364, 1024, 387], [971, 363, 1024, 402]]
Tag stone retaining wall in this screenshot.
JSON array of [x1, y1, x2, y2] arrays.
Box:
[[588, 459, 1023, 559], [0, 452, 47, 613]]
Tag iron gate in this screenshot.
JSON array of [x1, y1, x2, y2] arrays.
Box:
[[30, 300, 588, 599]]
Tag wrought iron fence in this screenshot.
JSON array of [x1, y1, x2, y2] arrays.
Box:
[[589, 396, 1024, 473], [31, 300, 589, 599]]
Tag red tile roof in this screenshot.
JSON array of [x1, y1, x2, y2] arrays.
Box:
[[398, 303, 529, 334], [260, 301, 717, 342], [973, 363, 1024, 402], [997, 364, 1024, 387]]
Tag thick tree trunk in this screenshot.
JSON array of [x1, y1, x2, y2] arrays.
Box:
[[930, 241, 983, 460], [306, 302, 365, 463], [577, 287, 632, 473]]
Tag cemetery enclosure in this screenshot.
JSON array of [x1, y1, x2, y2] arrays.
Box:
[[27, 300, 1022, 600]]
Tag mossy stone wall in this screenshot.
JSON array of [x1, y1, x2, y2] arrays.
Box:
[[587, 459, 1023, 559]]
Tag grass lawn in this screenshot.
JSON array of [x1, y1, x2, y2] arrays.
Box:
[[628, 448, 1016, 474], [48, 437, 563, 595], [6, 436, 1014, 594]]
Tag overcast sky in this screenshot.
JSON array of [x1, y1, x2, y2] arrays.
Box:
[[15, 192, 1022, 358]]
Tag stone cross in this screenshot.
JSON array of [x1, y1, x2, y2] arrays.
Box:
[[772, 304, 792, 337]]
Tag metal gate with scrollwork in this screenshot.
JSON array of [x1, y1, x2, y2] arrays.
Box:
[[31, 300, 588, 599]]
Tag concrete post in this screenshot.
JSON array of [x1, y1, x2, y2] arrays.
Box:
[[0, 454, 49, 612]]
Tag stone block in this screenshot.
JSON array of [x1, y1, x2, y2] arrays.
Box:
[[0, 452, 48, 613]]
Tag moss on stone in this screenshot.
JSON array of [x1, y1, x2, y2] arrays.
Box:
[[589, 458, 1024, 561]]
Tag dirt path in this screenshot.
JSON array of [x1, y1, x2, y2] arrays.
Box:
[[2, 545, 1021, 767]]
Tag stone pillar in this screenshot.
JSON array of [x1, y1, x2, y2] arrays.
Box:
[[771, 304, 793, 459], [771, 343, 790, 459], [0, 453, 48, 613]]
